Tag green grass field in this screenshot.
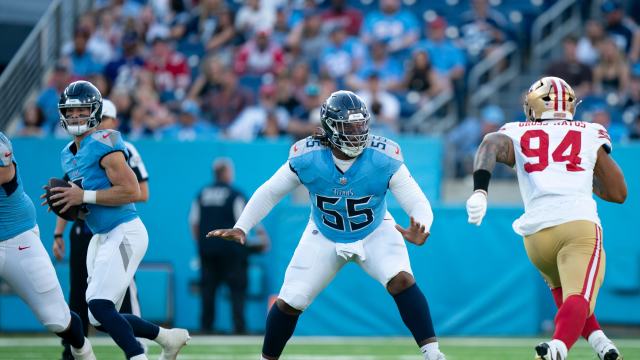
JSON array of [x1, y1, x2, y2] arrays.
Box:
[[1, 336, 639, 359]]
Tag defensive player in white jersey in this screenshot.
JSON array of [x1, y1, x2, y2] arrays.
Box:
[[465, 77, 627, 360], [210, 90, 446, 360], [43, 81, 189, 360], [0, 132, 96, 360]]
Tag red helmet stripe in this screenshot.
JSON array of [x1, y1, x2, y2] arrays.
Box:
[[551, 79, 560, 111]]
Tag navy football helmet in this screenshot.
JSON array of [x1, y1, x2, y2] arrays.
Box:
[[320, 90, 370, 157], [58, 80, 103, 136]]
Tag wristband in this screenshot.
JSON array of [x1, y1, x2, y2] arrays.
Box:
[[83, 190, 97, 204], [473, 169, 492, 192], [54, 233, 63, 239]]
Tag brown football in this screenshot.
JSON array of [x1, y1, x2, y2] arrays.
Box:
[[45, 178, 80, 221]]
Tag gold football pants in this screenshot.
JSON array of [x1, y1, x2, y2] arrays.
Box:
[[524, 220, 605, 314]]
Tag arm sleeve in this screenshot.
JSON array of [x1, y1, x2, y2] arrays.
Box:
[[234, 161, 301, 234], [388, 164, 434, 232]]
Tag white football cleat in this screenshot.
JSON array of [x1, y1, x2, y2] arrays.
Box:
[[425, 350, 446, 360], [70, 337, 96, 360], [593, 338, 623, 360], [535, 342, 565, 360], [156, 328, 190, 360]]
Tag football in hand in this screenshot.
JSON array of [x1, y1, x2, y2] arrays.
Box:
[[44, 178, 81, 221]]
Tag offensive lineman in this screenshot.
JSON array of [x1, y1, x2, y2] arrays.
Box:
[[466, 77, 626, 360], [210, 90, 446, 360], [0, 132, 95, 359], [43, 80, 189, 360]]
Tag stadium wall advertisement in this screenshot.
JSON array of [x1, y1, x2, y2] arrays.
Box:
[[2, 138, 638, 335]]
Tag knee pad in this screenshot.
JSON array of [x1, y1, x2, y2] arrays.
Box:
[[42, 307, 71, 334]]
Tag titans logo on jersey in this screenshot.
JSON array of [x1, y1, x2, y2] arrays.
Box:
[[61, 129, 137, 234], [0, 132, 37, 241], [289, 135, 403, 243]]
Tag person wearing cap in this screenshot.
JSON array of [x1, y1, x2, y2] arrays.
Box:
[[161, 100, 216, 141], [362, 0, 419, 56], [51, 99, 151, 360], [415, 17, 466, 83], [227, 84, 290, 141], [189, 158, 269, 334]]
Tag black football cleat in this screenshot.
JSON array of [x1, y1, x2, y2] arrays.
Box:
[[603, 348, 623, 360]]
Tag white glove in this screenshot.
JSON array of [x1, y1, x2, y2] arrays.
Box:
[[466, 190, 488, 226]]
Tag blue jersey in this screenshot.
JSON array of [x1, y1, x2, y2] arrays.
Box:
[[61, 129, 137, 234], [289, 135, 403, 243], [0, 132, 37, 241]]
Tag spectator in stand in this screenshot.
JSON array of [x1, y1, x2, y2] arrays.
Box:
[[459, 0, 510, 64], [203, 71, 254, 129], [403, 50, 446, 106], [287, 83, 323, 139], [593, 36, 630, 103], [290, 62, 311, 102], [89, 9, 121, 64], [205, 8, 240, 58], [630, 112, 640, 140], [287, 9, 328, 72], [235, 0, 275, 40], [172, 0, 226, 48], [64, 26, 104, 78], [188, 55, 225, 102], [144, 32, 191, 101], [37, 61, 71, 133], [109, 88, 134, 133], [17, 103, 45, 138], [601, 0, 640, 63], [271, 6, 292, 46], [162, 100, 216, 141], [545, 36, 593, 98], [586, 105, 628, 142], [362, 0, 419, 58], [447, 104, 505, 178], [274, 71, 301, 114], [320, 0, 363, 37], [357, 72, 400, 134], [416, 17, 466, 85], [577, 20, 605, 67], [319, 24, 365, 88], [347, 40, 403, 91], [227, 84, 289, 141], [234, 28, 285, 76], [104, 31, 145, 92]]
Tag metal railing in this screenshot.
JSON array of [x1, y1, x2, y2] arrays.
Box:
[[0, 0, 93, 131], [530, 0, 581, 71], [467, 41, 521, 111], [405, 89, 456, 134]]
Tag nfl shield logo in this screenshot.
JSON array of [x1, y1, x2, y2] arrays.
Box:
[[339, 177, 347, 185]]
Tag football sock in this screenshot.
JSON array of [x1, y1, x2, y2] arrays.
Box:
[[582, 315, 602, 340], [392, 284, 436, 344], [549, 339, 568, 359], [262, 303, 300, 358], [121, 314, 160, 340], [553, 295, 589, 349], [551, 287, 603, 341], [56, 311, 85, 349], [88, 299, 145, 358]]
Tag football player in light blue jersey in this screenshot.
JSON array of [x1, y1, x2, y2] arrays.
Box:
[[43, 81, 189, 360], [210, 90, 446, 360], [0, 132, 96, 359]]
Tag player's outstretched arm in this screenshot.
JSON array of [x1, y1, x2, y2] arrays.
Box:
[[466, 132, 515, 226], [593, 146, 627, 204], [389, 164, 433, 245], [207, 162, 301, 244]]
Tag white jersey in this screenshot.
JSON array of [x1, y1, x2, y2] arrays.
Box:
[[499, 120, 612, 236]]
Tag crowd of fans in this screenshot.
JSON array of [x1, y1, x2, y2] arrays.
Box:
[[12, 0, 640, 177], [17, 0, 519, 141]]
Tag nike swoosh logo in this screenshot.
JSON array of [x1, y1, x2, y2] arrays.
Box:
[[18, 246, 30, 251], [293, 145, 298, 152], [395, 147, 400, 155], [102, 133, 110, 139], [4, 152, 10, 157]]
